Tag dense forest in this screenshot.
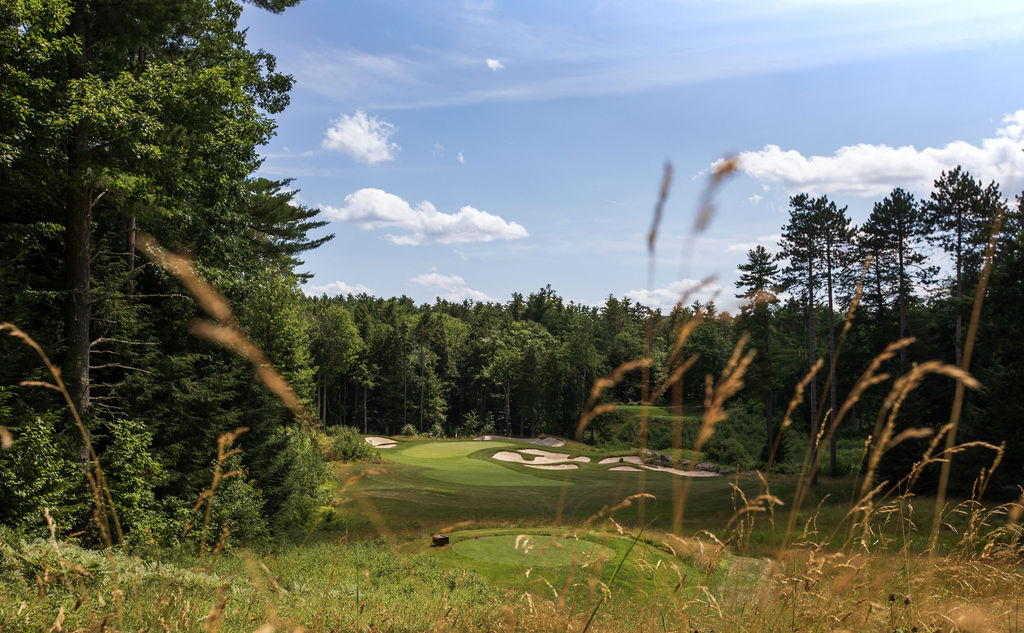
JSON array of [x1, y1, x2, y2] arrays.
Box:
[[2, 0, 1022, 546]]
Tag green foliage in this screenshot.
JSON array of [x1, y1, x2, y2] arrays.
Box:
[[327, 426, 379, 462], [400, 423, 418, 436], [0, 408, 87, 532], [206, 455, 269, 546], [101, 419, 163, 543], [264, 427, 332, 534]]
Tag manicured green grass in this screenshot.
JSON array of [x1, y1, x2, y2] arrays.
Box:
[[332, 437, 789, 541], [386, 439, 566, 487]]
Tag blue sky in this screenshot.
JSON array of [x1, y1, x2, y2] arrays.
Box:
[[240, 0, 1024, 312]]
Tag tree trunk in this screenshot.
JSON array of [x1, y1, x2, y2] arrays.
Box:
[[402, 338, 408, 427], [955, 210, 963, 369], [896, 217, 907, 373], [363, 383, 368, 434], [806, 266, 819, 484], [827, 243, 838, 477], [504, 380, 511, 435], [765, 331, 774, 466], [419, 345, 425, 432], [64, 5, 92, 427], [126, 214, 136, 303]]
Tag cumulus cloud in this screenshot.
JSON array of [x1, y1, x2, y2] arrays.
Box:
[[411, 272, 494, 302], [303, 280, 374, 297], [457, 151, 465, 164], [324, 188, 528, 245], [626, 278, 728, 312], [717, 109, 1024, 197], [485, 58, 504, 71], [322, 111, 399, 164], [726, 234, 781, 253], [747, 193, 763, 204]]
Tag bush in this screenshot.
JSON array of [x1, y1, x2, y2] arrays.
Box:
[[704, 435, 753, 470], [400, 423, 417, 437], [266, 427, 332, 534], [205, 455, 269, 545], [0, 409, 89, 533], [327, 425, 380, 461], [426, 422, 445, 438], [102, 419, 163, 544]]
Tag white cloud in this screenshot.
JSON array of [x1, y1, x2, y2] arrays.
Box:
[[726, 233, 782, 253], [411, 272, 494, 302], [485, 58, 504, 71], [321, 111, 399, 164], [718, 109, 1024, 197], [303, 280, 374, 297], [433, 142, 445, 157], [726, 242, 759, 253], [324, 188, 529, 246], [747, 193, 763, 204], [626, 278, 728, 312], [457, 151, 465, 164]]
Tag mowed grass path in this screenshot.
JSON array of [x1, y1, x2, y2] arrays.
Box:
[[332, 437, 795, 539], [390, 440, 564, 487]]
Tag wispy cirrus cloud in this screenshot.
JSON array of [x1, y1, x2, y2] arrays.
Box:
[[411, 272, 494, 302], [718, 109, 1024, 197], [324, 188, 528, 245], [322, 111, 399, 164], [282, 3, 1024, 109], [303, 280, 374, 297]]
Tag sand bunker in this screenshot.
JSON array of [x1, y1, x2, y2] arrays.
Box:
[[475, 435, 566, 447], [365, 436, 397, 449], [641, 465, 719, 477], [598, 455, 643, 465], [609, 465, 643, 472], [524, 463, 579, 470], [492, 450, 589, 465], [518, 449, 590, 462]]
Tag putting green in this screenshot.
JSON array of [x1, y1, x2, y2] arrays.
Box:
[[388, 440, 570, 487], [449, 533, 616, 568]]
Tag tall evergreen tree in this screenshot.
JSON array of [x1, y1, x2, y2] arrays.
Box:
[[735, 245, 780, 463], [859, 188, 930, 370], [924, 166, 1005, 368]]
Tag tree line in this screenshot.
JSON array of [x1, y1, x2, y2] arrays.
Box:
[[1, 0, 1021, 545]]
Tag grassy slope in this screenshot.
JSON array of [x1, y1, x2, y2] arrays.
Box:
[[332, 437, 794, 540]]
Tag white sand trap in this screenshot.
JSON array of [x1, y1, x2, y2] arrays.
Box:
[[519, 449, 590, 462], [598, 455, 644, 465], [365, 436, 397, 449], [474, 435, 566, 447], [524, 463, 579, 470], [492, 450, 588, 465], [641, 465, 720, 477], [610, 466, 643, 472]]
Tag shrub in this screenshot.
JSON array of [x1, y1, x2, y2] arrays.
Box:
[[205, 455, 269, 545], [328, 425, 380, 461], [266, 426, 332, 534], [0, 409, 88, 534], [704, 435, 753, 469], [102, 419, 163, 544], [400, 423, 417, 437]]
